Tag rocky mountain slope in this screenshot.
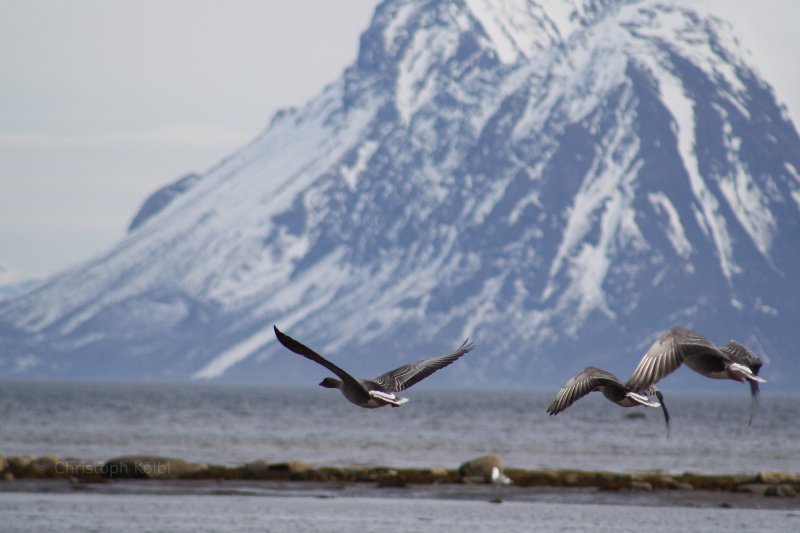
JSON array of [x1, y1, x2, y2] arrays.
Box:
[[1, 0, 798, 390]]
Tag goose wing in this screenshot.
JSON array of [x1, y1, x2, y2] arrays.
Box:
[[627, 327, 720, 390], [372, 339, 474, 392], [273, 326, 366, 393], [547, 367, 623, 415], [720, 341, 763, 373]]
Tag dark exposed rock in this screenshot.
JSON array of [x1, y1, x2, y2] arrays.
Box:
[[268, 460, 310, 474], [128, 173, 201, 232], [765, 484, 797, 498], [6, 455, 34, 469]]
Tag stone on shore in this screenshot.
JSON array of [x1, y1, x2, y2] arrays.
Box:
[[243, 460, 310, 477], [270, 460, 310, 474], [243, 460, 270, 475], [564, 473, 581, 486], [0, 455, 7, 473], [459, 455, 504, 483], [6, 455, 35, 469], [630, 480, 653, 491], [765, 484, 797, 498], [104, 456, 206, 480], [417, 466, 447, 477], [737, 483, 769, 495], [289, 460, 310, 474], [758, 471, 797, 484], [36, 454, 61, 465], [27, 455, 61, 476]]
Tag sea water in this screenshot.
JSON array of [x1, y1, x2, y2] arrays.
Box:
[[1, 381, 798, 532], [1, 491, 798, 533], [0, 381, 797, 473]]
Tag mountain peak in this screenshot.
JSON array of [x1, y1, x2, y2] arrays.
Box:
[[1, 0, 798, 390]]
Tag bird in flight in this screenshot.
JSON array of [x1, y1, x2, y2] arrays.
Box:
[[273, 325, 473, 408], [626, 327, 766, 424], [547, 366, 671, 435]]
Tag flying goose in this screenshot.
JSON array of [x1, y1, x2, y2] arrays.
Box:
[[273, 325, 473, 408], [547, 366, 671, 435], [627, 327, 766, 423]]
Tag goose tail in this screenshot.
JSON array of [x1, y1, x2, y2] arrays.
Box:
[[369, 390, 409, 407], [625, 391, 660, 408]]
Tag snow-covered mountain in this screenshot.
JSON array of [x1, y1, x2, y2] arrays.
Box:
[[0, 263, 40, 301], [1, 0, 798, 390]]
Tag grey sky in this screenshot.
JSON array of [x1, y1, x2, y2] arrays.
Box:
[[0, 0, 797, 277]]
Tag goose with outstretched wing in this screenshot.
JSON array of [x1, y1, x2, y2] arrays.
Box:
[[547, 366, 671, 435], [273, 325, 473, 408], [626, 327, 765, 423]]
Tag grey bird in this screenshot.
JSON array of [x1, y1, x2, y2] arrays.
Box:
[[627, 327, 766, 424], [273, 325, 473, 408], [547, 366, 671, 435]]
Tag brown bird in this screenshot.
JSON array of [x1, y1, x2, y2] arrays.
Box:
[[273, 325, 473, 408], [627, 327, 766, 424], [547, 366, 671, 435]]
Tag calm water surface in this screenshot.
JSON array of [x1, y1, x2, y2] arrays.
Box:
[[1, 492, 798, 533], [1, 381, 797, 474]]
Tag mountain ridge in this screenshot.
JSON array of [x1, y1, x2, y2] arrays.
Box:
[[1, 0, 798, 391]]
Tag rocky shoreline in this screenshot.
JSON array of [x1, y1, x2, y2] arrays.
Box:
[[1, 453, 797, 500]]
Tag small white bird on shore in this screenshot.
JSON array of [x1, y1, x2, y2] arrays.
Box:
[[491, 466, 512, 485]]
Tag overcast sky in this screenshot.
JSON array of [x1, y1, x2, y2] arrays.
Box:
[[1, 0, 797, 278]]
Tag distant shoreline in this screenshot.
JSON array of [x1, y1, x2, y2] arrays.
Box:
[[1, 453, 797, 509]]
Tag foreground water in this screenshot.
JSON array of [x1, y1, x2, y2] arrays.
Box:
[[1, 490, 798, 533], [2, 381, 798, 531], [1, 381, 797, 474]]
